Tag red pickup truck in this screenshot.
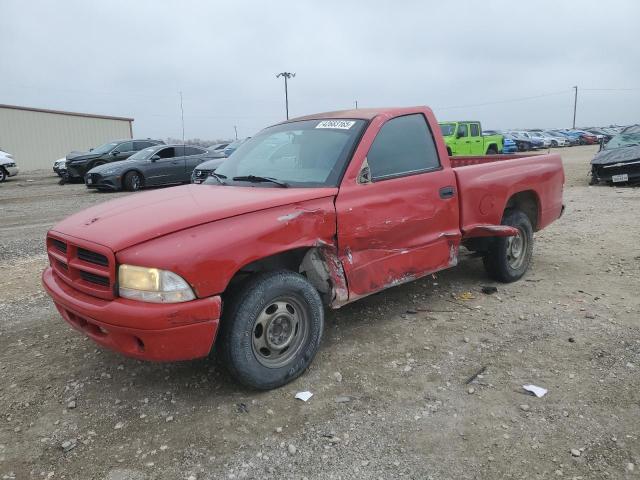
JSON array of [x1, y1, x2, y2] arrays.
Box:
[[43, 107, 564, 389]]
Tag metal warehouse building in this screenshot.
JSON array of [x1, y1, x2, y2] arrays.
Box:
[[0, 104, 133, 171]]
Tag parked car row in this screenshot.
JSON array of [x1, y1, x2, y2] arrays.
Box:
[[48, 137, 253, 192], [486, 126, 628, 152]]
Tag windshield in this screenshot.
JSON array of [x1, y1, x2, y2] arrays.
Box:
[[604, 128, 640, 150], [128, 147, 159, 161], [91, 142, 119, 154], [215, 119, 366, 187], [439, 124, 456, 136]]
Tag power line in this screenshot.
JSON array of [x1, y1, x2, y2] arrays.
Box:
[[436, 90, 571, 111]]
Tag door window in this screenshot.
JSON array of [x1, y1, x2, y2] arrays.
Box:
[[116, 141, 134, 153], [134, 141, 155, 150], [469, 123, 480, 137], [456, 124, 468, 138], [156, 147, 176, 159], [366, 114, 441, 181], [185, 146, 205, 156]]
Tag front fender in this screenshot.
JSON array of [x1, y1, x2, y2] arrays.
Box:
[[116, 197, 338, 298]]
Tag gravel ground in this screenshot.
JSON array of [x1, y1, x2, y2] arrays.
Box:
[[0, 146, 638, 480]]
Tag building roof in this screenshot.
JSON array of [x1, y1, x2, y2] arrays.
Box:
[[0, 103, 134, 122]]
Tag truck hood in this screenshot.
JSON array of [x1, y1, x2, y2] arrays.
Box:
[[51, 184, 338, 252]]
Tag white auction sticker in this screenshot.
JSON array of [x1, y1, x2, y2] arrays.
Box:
[[316, 120, 356, 130]]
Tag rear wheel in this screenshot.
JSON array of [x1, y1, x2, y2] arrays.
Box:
[[486, 146, 498, 155], [551, 140, 558, 147], [219, 270, 324, 390], [483, 209, 534, 283], [123, 171, 143, 191]]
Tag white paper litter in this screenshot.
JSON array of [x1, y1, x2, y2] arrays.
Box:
[[523, 384, 547, 398], [295, 391, 313, 402]]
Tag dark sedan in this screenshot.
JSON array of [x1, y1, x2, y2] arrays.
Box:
[[85, 144, 224, 191], [65, 139, 165, 179], [590, 125, 640, 185]]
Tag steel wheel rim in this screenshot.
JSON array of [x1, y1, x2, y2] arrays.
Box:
[[506, 228, 528, 269], [252, 296, 309, 368]]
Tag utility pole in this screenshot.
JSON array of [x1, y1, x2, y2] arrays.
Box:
[[179, 91, 185, 143], [572, 86, 578, 129], [276, 72, 295, 120], [233, 125, 238, 140], [354, 100, 358, 109]]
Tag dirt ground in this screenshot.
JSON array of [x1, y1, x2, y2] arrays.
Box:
[[1, 146, 638, 480]]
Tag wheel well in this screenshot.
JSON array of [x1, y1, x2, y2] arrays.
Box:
[[486, 143, 498, 153], [224, 246, 341, 306], [505, 191, 539, 230], [446, 147, 452, 156]]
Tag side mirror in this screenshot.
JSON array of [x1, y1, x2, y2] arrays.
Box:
[[89, 148, 94, 152], [111, 150, 119, 156], [151, 154, 161, 162]]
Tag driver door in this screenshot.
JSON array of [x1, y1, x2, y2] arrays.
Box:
[[144, 147, 183, 185], [455, 123, 471, 155]]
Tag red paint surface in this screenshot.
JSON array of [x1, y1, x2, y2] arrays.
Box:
[[43, 106, 565, 361]]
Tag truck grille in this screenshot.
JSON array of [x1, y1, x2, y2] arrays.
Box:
[[46, 234, 116, 300], [77, 248, 109, 266]]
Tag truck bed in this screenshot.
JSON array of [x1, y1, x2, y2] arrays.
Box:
[[451, 152, 565, 237]]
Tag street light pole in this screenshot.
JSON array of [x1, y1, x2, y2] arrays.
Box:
[[233, 125, 238, 140], [572, 85, 578, 129], [276, 72, 295, 120]]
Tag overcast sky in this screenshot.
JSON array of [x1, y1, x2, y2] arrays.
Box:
[[1, 0, 639, 140]]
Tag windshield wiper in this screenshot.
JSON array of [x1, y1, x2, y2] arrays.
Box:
[[232, 175, 289, 187], [209, 172, 227, 185]]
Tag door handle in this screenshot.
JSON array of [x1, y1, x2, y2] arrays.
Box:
[[465, 141, 471, 143], [439, 186, 455, 199]]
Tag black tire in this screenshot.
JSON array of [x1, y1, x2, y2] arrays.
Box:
[[486, 146, 498, 155], [0, 168, 6, 182], [123, 171, 143, 191], [483, 209, 534, 283], [551, 140, 558, 147], [219, 270, 324, 390]]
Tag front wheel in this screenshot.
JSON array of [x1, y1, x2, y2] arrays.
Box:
[[483, 209, 534, 283], [123, 171, 143, 191], [219, 270, 324, 390], [0, 168, 6, 182]]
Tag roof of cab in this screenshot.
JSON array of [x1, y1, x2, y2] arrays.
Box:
[[287, 106, 430, 122]]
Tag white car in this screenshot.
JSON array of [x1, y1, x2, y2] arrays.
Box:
[[541, 131, 568, 147], [53, 157, 67, 177], [0, 149, 19, 182]]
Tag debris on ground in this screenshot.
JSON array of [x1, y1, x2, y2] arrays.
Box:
[[481, 286, 498, 295], [295, 391, 313, 402], [523, 385, 548, 398]]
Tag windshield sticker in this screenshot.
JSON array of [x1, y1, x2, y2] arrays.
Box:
[[316, 120, 356, 130]]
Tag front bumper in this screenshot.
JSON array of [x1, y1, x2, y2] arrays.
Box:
[[42, 267, 221, 361], [592, 161, 640, 185], [5, 165, 19, 177], [85, 172, 122, 190], [66, 162, 90, 179]]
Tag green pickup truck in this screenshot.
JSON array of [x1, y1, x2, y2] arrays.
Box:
[[439, 121, 503, 156]]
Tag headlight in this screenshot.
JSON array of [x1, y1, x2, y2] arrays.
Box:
[[118, 264, 196, 303], [101, 167, 119, 175]]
